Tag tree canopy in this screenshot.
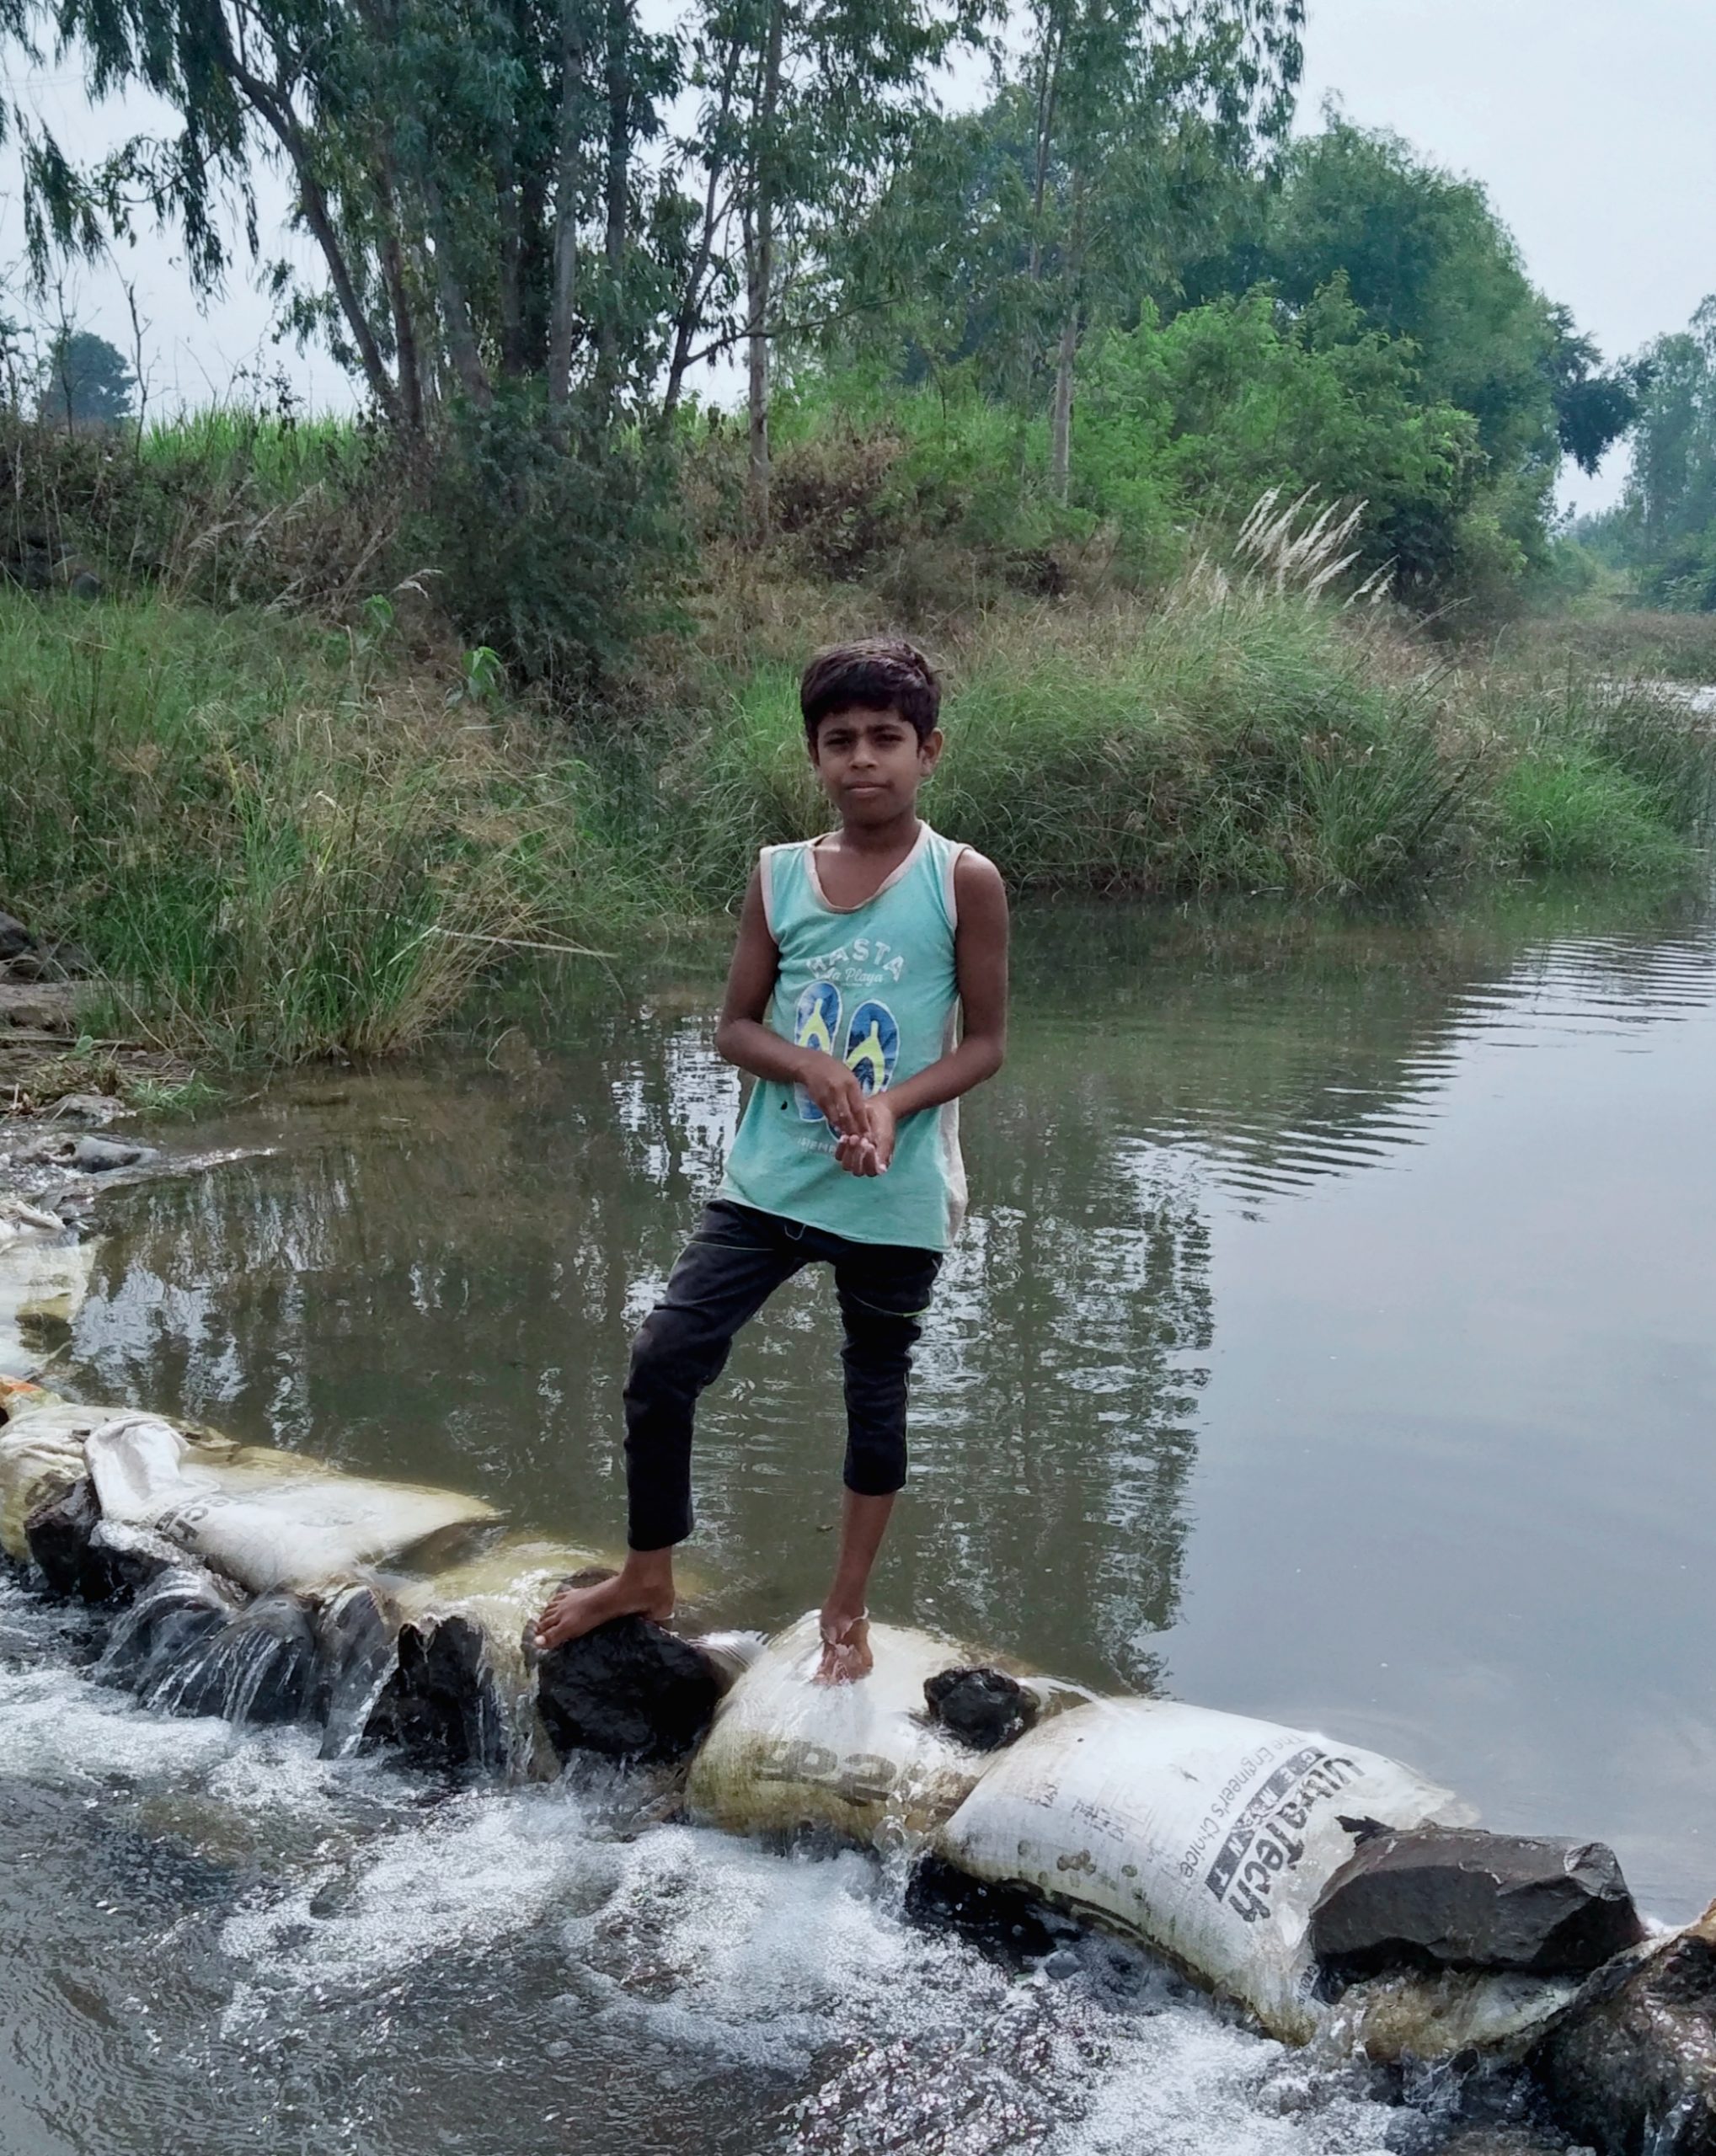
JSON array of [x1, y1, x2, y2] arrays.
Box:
[[37, 329, 136, 428]]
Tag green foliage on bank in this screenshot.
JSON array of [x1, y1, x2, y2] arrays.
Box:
[[0, 591, 595, 1060]]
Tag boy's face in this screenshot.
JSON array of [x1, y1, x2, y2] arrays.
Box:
[[808, 703, 943, 827]]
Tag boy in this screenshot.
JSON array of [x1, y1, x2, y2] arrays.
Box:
[[535, 639, 1008, 1682]]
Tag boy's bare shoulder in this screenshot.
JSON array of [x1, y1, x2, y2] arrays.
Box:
[[953, 848, 1008, 907]]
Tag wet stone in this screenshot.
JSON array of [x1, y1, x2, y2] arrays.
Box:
[[364, 1614, 506, 1772], [1312, 1826, 1646, 1978], [922, 1666, 1040, 1752], [99, 1564, 244, 1695], [152, 1593, 320, 1726], [1530, 1907, 1716, 2155], [537, 1582, 721, 1766], [905, 1853, 1069, 1959], [67, 1136, 157, 1174], [25, 1478, 128, 1604], [313, 1583, 399, 1759]]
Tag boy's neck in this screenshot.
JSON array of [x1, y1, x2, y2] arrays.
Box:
[[831, 806, 922, 857]]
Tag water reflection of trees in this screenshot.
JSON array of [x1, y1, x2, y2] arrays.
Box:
[[66, 889, 1715, 1690]]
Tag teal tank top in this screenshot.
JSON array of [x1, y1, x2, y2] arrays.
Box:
[[719, 823, 969, 1251]]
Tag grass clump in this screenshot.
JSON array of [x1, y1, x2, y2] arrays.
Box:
[[0, 590, 591, 1062], [673, 558, 1713, 905]]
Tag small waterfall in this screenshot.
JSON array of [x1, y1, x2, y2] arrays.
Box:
[[99, 1569, 319, 1727], [316, 1582, 403, 1761]]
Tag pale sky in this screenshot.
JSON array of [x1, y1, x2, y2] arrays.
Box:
[[4, 0, 1713, 514]]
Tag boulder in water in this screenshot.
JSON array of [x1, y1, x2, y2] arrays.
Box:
[[537, 1573, 722, 1766], [1311, 1825, 1646, 1977], [1530, 1902, 1716, 2154], [25, 1477, 126, 1603], [923, 1666, 1040, 1752], [364, 1613, 505, 1772], [99, 1563, 244, 1696], [314, 1582, 401, 1759], [152, 1593, 319, 1725]]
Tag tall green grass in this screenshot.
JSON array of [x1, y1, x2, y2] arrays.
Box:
[[0, 592, 591, 1060], [677, 590, 1715, 903]]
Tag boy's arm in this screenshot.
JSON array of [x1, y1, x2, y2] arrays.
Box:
[[713, 867, 874, 1135], [843, 851, 1008, 1176]]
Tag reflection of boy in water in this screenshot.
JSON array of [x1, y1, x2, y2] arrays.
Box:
[[536, 641, 1008, 1682]]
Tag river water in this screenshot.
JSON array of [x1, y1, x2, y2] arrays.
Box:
[[4, 883, 1715, 2155]]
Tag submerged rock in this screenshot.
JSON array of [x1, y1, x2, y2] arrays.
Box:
[[922, 1665, 1040, 1752], [314, 1582, 402, 1758], [99, 1563, 245, 1695], [1311, 1825, 1645, 1977], [537, 1576, 721, 1765], [151, 1593, 320, 1726], [1530, 1905, 1716, 2154], [364, 1614, 506, 1772]]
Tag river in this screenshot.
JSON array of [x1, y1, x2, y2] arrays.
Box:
[[4, 883, 1715, 2155]]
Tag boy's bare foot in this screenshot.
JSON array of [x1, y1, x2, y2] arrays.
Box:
[[534, 1558, 674, 1653], [815, 1607, 872, 1684]]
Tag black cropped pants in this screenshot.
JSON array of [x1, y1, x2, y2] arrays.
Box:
[[623, 1198, 942, 1551]]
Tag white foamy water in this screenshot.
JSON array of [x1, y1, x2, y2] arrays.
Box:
[[1, 1568, 1413, 2156]]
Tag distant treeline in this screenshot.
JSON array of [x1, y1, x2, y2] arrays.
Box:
[[1574, 296, 1716, 613], [0, 0, 1646, 675]]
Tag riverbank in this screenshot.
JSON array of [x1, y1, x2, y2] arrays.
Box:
[[2, 556, 1713, 1072]]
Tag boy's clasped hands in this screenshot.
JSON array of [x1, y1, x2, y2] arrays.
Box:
[[797, 1051, 897, 1177]]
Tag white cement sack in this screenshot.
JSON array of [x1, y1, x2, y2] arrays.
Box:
[[85, 1416, 499, 1594], [935, 1696, 1467, 2043], [0, 1394, 104, 1558], [687, 1614, 1038, 1848]]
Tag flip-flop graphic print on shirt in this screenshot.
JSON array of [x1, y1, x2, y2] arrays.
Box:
[[843, 1001, 900, 1097], [793, 980, 843, 1121]]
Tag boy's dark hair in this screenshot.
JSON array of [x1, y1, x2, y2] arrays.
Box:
[[800, 639, 941, 746]]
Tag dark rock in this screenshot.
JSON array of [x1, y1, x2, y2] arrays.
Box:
[[363, 1614, 506, 1772], [25, 1478, 128, 1603], [923, 1666, 1040, 1752], [314, 1582, 400, 1758], [151, 1592, 319, 1725], [99, 1564, 243, 1694], [1312, 1827, 1647, 1979], [0, 911, 37, 963], [536, 1575, 721, 1765], [906, 1853, 1069, 1959], [1530, 1905, 1716, 2154], [68, 1136, 156, 1173]]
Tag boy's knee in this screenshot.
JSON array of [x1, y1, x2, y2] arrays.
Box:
[[625, 1302, 722, 1406]]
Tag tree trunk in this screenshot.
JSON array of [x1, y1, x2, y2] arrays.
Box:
[[495, 125, 527, 379], [548, 0, 587, 408], [419, 169, 492, 406], [594, 0, 634, 410], [1049, 163, 1087, 502], [746, 0, 785, 543], [1049, 303, 1077, 501], [661, 37, 740, 425], [375, 163, 425, 433]]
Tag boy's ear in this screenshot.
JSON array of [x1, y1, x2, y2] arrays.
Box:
[[919, 727, 945, 774]]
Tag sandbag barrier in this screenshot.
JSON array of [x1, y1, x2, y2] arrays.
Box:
[[3, 1377, 1713, 2154]]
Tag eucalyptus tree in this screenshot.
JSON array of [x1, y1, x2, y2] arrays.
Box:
[[663, 0, 982, 536], [834, 0, 1304, 499]]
